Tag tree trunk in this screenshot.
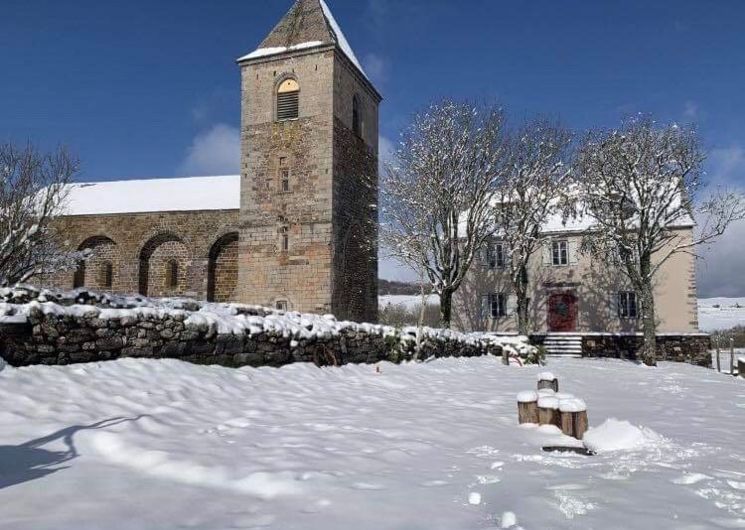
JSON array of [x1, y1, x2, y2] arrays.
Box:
[[640, 282, 657, 366], [516, 264, 530, 335], [440, 288, 453, 329]]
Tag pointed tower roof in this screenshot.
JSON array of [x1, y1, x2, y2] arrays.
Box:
[[238, 0, 368, 80]]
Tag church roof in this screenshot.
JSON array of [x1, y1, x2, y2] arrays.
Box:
[[238, 0, 367, 79], [61, 175, 240, 216]]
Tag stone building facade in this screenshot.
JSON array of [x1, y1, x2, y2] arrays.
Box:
[[42, 0, 381, 322], [453, 226, 700, 335]]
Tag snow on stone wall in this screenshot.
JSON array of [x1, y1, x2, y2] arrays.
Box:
[[0, 287, 536, 368]]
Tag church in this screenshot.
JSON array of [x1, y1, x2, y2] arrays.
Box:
[[45, 0, 381, 323]]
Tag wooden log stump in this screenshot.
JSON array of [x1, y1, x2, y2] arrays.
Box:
[[517, 391, 539, 424], [537, 371, 559, 392], [558, 398, 588, 439], [537, 396, 561, 428]]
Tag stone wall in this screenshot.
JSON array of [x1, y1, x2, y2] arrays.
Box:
[[572, 333, 712, 367], [0, 299, 502, 369], [43, 210, 240, 301]]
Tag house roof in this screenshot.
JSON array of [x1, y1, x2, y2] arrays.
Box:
[[238, 0, 367, 80], [61, 175, 240, 216]]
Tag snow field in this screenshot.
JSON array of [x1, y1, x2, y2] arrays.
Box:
[[1, 356, 745, 529]]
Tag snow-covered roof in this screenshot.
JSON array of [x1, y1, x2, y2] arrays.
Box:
[[238, 0, 368, 80], [61, 175, 240, 216], [239, 41, 326, 62], [319, 0, 366, 77]]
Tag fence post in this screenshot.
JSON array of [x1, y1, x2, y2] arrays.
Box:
[[716, 336, 721, 373], [730, 337, 735, 376]]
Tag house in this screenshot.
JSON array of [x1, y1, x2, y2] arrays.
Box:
[[453, 208, 707, 358]]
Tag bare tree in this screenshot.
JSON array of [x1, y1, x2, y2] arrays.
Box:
[[491, 119, 573, 335], [0, 143, 84, 286], [382, 100, 505, 328], [575, 117, 745, 365]]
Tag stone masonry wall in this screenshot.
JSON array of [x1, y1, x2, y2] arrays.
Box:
[[0, 301, 502, 370], [330, 53, 380, 323], [238, 50, 337, 314], [577, 334, 712, 367], [42, 210, 240, 301]]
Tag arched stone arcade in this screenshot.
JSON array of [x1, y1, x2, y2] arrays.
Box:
[[138, 232, 191, 298], [207, 232, 240, 303], [73, 236, 119, 291]]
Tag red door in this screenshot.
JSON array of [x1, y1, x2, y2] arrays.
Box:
[[548, 292, 578, 332]]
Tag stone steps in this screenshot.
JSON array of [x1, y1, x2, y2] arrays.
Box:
[[542, 334, 583, 356]]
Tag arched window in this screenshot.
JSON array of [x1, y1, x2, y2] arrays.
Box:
[[165, 260, 179, 289], [352, 95, 362, 137], [277, 78, 299, 121], [100, 261, 113, 289], [73, 261, 85, 289]]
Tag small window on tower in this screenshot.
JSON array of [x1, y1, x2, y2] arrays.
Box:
[[276, 300, 288, 311], [277, 79, 299, 121], [279, 157, 290, 192], [279, 226, 289, 252]]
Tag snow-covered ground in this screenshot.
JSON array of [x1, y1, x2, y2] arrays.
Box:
[[380, 296, 745, 332], [379, 294, 439, 310], [1, 356, 744, 529], [699, 298, 745, 332]]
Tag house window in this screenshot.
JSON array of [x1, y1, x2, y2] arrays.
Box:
[[487, 242, 506, 269], [165, 260, 179, 289], [552, 240, 569, 266], [277, 78, 299, 121], [482, 293, 507, 319], [100, 262, 113, 289], [618, 291, 638, 319], [352, 95, 362, 137], [276, 300, 288, 311], [279, 226, 289, 252], [279, 157, 290, 192]]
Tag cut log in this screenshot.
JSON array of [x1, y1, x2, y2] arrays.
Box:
[[517, 391, 539, 424], [537, 371, 558, 392], [558, 398, 588, 439], [537, 396, 560, 427]]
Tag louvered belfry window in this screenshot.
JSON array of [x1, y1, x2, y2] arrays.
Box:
[[277, 79, 300, 121]]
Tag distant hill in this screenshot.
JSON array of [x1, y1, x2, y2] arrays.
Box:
[[378, 279, 421, 296]]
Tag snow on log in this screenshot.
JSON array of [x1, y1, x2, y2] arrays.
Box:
[[517, 391, 539, 424], [537, 396, 561, 427], [559, 398, 588, 439]]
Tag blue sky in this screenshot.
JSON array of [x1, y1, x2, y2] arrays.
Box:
[[2, 0, 744, 294]]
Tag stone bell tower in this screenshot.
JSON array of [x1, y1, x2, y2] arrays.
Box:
[[236, 0, 382, 322]]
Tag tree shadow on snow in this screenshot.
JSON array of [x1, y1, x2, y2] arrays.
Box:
[[0, 416, 146, 490]]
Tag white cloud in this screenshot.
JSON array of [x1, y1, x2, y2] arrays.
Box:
[[363, 53, 388, 85], [697, 218, 745, 298], [696, 144, 745, 296], [378, 134, 394, 174], [683, 100, 699, 119], [180, 124, 240, 176], [706, 145, 745, 188], [379, 255, 418, 282]]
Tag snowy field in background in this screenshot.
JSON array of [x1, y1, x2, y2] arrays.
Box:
[[379, 294, 438, 310], [1, 356, 745, 529], [380, 296, 745, 331], [699, 298, 745, 332]]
